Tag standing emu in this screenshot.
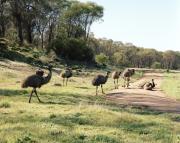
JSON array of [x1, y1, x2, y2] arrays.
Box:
[[122, 69, 135, 88], [60, 68, 72, 86], [36, 68, 44, 76], [112, 71, 121, 89], [21, 66, 52, 103], [92, 71, 110, 95]]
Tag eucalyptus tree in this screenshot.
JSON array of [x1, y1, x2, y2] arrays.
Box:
[[0, 0, 9, 37], [47, 0, 69, 45], [163, 50, 176, 70], [9, 0, 24, 45], [62, 1, 103, 39], [34, 0, 68, 48]]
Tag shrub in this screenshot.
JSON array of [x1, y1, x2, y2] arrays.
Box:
[[16, 134, 37, 143], [0, 38, 9, 51], [95, 53, 109, 66], [0, 101, 11, 108], [151, 62, 161, 69], [49, 114, 57, 119], [52, 37, 94, 62]]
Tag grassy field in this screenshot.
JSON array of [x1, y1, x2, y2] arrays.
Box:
[[161, 72, 180, 100], [0, 62, 180, 143]]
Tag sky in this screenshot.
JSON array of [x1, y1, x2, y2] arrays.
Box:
[[79, 0, 180, 51]]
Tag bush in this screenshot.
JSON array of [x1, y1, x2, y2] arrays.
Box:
[[0, 101, 11, 108], [95, 53, 109, 66], [52, 37, 94, 62], [151, 62, 161, 69], [0, 38, 9, 51]]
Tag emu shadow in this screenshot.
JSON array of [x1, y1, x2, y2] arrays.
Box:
[[75, 86, 89, 89], [0, 89, 28, 96], [28, 91, 103, 105]]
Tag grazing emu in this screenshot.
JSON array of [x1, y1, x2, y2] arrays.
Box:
[[92, 71, 110, 95], [122, 69, 135, 88], [60, 68, 72, 86], [112, 71, 121, 89], [21, 65, 52, 103], [144, 79, 155, 90]]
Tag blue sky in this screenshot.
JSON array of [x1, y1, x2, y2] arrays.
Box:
[[79, 0, 180, 51]]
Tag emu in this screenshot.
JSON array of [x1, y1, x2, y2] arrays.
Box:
[[60, 68, 72, 86], [144, 79, 155, 90], [92, 71, 110, 95], [21, 66, 52, 103], [112, 71, 121, 89], [36, 68, 44, 76], [122, 69, 135, 88]]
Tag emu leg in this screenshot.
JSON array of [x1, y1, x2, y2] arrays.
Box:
[[114, 80, 116, 89], [62, 78, 65, 86], [96, 86, 98, 95], [101, 85, 105, 94], [34, 89, 41, 103], [29, 89, 34, 103], [123, 78, 126, 88], [127, 77, 130, 88], [66, 78, 68, 86], [117, 79, 119, 89]]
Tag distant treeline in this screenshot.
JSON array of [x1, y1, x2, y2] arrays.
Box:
[[89, 38, 180, 69], [0, 0, 179, 69]]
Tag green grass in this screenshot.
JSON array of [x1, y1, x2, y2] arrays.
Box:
[[0, 101, 11, 108], [161, 72, 180, 100], [0, 63, 180, 143]]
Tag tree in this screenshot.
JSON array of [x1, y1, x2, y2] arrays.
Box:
[[62, 1, 103, 39], [151, 62, 161, 69], [10, 0, 24, 45], [0, 0, 9, 37], [163, 50, 176, 70]]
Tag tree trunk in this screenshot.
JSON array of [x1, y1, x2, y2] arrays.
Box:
[[0, 3, 5, 37], [14, 0, 24, 45], [41, 32, 44, 49], [17, 15, 23, 45], [0, 20, 5, 37], [26, 24, 33, 44], [48, 24, 53, 45]]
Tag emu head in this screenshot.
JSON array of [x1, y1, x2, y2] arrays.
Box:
[[130, 69, 135, 75], [65, 67, 72, 71], [36, 69, 44, 76], [48, 65, 53, 71], [106, 71, 111, 76]]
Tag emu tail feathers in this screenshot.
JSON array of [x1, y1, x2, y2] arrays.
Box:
[[21, 80, 28, 88]]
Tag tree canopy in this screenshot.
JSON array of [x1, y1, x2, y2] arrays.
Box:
[[0, 0, 179, 69]]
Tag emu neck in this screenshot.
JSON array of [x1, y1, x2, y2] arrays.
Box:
[[105, 74, 109, 81], [42, 69, 52, 85], [152, 81, 155, 87]]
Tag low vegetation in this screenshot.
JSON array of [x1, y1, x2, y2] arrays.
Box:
[[0, 101, 11, 108], [0, 0, 179, 69], [161, 72, 180, 100], [0, 62, 180, 143]]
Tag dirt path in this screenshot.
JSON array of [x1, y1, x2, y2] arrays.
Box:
[[107, 73, 180, 113]]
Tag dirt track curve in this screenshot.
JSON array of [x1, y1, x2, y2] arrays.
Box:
[[107, 73, 180, 113]]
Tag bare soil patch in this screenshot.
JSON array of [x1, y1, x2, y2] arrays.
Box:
[[107, 73, 180, 113]]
